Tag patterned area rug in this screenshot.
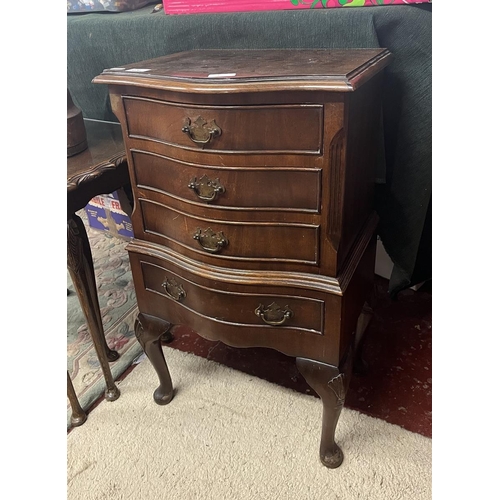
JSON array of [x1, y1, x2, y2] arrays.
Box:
[[67, 211, 142, 428]]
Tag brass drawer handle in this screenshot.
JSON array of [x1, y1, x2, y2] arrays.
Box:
[[188, 175, 225, 203], [193, 227, 228, 254], [182, 116, 221, 145], [161, 277, 186, 302], [255, 302, 293, 326]]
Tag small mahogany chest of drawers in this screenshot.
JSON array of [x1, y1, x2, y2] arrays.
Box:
[[94, 49, 392, 469]]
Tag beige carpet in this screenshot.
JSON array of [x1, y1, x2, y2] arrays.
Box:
[[67, 347, 432, 500]]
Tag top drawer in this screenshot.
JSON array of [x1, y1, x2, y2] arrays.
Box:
[[122, 97, 324, 155]]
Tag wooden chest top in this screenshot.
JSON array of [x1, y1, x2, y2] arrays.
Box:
[[93, 49, 392, 92]]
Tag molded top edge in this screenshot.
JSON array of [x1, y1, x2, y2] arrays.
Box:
[[93, 49, 392, 92]]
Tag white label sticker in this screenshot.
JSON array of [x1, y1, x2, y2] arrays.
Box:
[[208, 73, 237, 78]]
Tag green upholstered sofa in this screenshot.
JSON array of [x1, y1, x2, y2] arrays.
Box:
[[67, 4, 432, 295]]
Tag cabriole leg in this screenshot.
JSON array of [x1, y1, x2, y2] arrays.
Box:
[[354, 301, 374, 376], [67, 214, 120, 402], [135, 313, 174, 405], [67, 371, 87, 427], [296, 349, 353, 469]]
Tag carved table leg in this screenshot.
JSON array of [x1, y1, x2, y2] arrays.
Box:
[[297, 348, 354, 469], [67, 214, 120, 402], [135, 313, 174, 405], [67, 371, 87, 427]]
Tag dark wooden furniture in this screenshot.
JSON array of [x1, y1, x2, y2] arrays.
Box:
[[67, 89, 88, 157], [67, 119, 130, 425], [94, 49, 392, 466]]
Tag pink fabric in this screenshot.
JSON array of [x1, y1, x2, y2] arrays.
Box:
[[163, 0, 430, 16]]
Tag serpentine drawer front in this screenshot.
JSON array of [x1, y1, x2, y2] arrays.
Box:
[[137, 197, 320, 264], [94, 48, 392, 469], [123, 97, 324, 155], [131, 149, 322, 212], [134, 251, 326, 339]]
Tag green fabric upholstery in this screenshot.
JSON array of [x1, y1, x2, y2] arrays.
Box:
[[67, 5, 432, 295]]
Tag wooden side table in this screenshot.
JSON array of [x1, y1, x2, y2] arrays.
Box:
[[67, 119, 130, 425]]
